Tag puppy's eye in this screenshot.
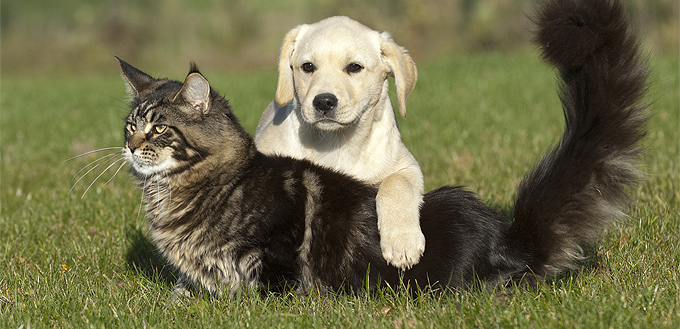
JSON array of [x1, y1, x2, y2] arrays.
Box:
[[346, 63, 363, 74], [154, 125, 167, 134], [127, 123, 136, 132], [302, 63, 316, 73]]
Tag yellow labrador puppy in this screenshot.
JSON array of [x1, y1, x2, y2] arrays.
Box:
[[255, 16, 424, 270]]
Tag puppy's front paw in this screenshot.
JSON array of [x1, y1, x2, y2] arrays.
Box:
[[380, 229, 426, 270]]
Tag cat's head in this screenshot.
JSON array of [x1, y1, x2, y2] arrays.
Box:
[[118, 58, 249, 179]]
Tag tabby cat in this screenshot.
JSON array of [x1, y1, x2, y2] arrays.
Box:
[[119, 0, 648, 297]]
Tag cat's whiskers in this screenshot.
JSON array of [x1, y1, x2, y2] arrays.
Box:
[[69, 152, 122, 195], [139, 169, 175, 223], [162, 169, 172, 216], [103, 160, 129, 186], [142, 172, 166, 219], [80, 157, 128, 199], [156, 174, 162, 211], [154, 173, 162, 216], [136, 175, 148, 223], [70, 152, 119, 184], [63, 147, 123, 163]]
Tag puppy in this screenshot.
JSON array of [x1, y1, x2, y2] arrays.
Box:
[[254, 16, 424, 269]]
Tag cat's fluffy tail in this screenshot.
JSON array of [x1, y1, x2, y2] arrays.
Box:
[[507, 0, 649, 277]]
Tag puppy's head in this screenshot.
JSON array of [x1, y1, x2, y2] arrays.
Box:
[[276, 16, 417, 132]]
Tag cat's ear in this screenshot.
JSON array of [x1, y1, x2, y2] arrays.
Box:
[[117, 57, 155, 97], [175, 69, 211, 115]]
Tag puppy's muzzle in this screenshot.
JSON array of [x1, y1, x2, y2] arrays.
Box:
[[313, 93, 338, 115]]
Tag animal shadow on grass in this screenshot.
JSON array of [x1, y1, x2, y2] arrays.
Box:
[[125, 225, 177, 289]]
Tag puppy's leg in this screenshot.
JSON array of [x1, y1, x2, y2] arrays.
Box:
[[376, 168, 425, 270]]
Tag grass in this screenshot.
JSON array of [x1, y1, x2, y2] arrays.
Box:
[[3, 0, 677, 77], [1, 52, 678, 328]]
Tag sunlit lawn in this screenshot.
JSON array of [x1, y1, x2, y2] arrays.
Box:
[[1, 53, 678, 328]]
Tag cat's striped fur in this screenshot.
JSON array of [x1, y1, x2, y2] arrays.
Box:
[[119, 0, 648, 296]]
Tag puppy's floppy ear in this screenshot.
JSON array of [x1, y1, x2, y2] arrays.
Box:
[[275, 25, 303, 106], [380, 32, 417, 118]]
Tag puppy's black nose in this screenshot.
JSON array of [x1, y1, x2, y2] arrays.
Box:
[[313, 93, 338, 115]]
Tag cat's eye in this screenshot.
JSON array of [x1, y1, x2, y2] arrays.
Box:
[[301, 63, 316, 73], [346, 63, 363, 74], [154, 125, 167, 134], [127, 123, 136, 132]]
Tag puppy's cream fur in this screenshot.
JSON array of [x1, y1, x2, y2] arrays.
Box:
[[255, 16, 424, 269]]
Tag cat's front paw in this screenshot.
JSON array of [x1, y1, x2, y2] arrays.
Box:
[[380, 228, 426, 270], [167, 283, 193, 306]]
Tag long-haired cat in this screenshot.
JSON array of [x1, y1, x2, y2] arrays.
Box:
[[119, 0, 648, 296]]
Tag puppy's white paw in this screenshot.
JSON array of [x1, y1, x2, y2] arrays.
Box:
[[380, 229, 426, 270]]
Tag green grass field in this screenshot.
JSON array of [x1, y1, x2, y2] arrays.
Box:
[[1, 53, 678, 328]]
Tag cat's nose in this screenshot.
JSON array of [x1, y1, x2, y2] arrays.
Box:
[[127, 135, 145, 152]]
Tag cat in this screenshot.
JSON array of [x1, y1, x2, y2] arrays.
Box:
[[119, 0, 648, 297]]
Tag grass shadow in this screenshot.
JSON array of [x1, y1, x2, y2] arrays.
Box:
[[124, 225, 177, 289]]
